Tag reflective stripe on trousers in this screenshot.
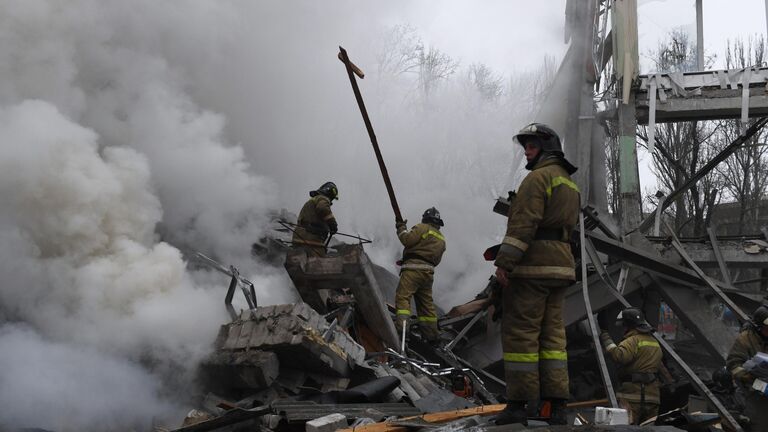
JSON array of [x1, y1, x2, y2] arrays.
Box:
[[504, 352, 539, 372], [540, 350, 568, 370], [504, 350, 567, 372]]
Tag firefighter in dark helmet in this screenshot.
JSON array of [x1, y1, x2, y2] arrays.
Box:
[[494, 123, 579, 426], [395, 207, 446, 343], [726, 305, 768, 429], [292, 182, 339, 257], [600, 308, 663, 424]]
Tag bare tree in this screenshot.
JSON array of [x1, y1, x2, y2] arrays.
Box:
[[375, 24, 422, 78], [639, 29, 722, 236], [374, 25, 458, 102], [507, 55, 557, 121], [715, 36, 768, 233], [417, 45, 459, 100], [467, 63, 504, 102]]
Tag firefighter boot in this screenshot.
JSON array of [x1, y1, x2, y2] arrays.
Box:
[[495, 401, 527, 426], [547, 398, 568, 425]]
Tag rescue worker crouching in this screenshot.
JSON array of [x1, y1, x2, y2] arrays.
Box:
[[394, 207, 446, 343], [291, 182, 339, 257], [726, 305, 768, 429], [493, 123, 580, 426], [600, 308, 663, 425]]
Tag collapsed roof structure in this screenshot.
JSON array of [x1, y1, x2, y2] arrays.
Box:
[[171, 1, 768, 431]]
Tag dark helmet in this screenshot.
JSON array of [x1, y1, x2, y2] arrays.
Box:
[[712, 367, 733, 390], [616, 307, 652, 332], [753, 305, 768, 327], [422, 207, 444, 227], [513, 122, 577, 174], [514, 122, 563, 153], [310, 181, 339, 201]]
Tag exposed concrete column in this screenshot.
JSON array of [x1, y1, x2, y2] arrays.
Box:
[[696, 0, 704, 70], [613, 0, 642, 233], [765, 0, 768, 44], [618, 93, 642, 232]]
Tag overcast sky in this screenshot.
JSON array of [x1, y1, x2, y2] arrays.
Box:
[[388, 0, 767, 199], [387, 1, 767, 75]]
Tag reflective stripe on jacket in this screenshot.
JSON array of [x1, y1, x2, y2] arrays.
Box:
[[397, 222, 446, 267], [292, 195, 336, 244], [727, 327, 766, 382], [495, 157, 580, 280], [604, 329, 663, 403]]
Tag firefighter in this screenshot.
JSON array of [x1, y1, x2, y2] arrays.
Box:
[[493, 123, 579, 426], [394, 207, 446, 343], [291, 182, 339, 257], [726, 305, 768, 429], [599, 308, 663, 425]]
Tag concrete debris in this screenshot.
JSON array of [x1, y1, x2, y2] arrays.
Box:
[[305, 413, 347, 432], [212, 302, 365, 377], [284, 244, 399, 348], [594, 407, 629, 425], [181, 409, 215, 428], [202, 350, 280, 391], [176, 198, 767, 431]]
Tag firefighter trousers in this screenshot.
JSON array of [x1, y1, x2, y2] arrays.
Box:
[[502, 278, 570, 401], [395, 269, 439, 341]]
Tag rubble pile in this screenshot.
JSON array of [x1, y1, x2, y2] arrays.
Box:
[[175, 244, 507, 432], [174, 215, 754, 431]]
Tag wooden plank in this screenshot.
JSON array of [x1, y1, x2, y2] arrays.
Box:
[[337, 399, 611, 432]]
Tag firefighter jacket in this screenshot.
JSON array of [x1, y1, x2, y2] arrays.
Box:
[[727, 326, 767, 383], [397, 222, 446, 270], [494, 156, 580, 280], [292, 195, 336, 246], [602, 329, 663, 403]]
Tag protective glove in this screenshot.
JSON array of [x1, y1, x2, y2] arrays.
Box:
[[494, 243, 524, 270], [327, 218, 338, 235], [395, 218, 408, 231], [599, 330, 613, 346], [494, 267, 510, 288]]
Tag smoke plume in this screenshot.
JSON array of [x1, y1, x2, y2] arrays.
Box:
[[0, 1, 564, 429]]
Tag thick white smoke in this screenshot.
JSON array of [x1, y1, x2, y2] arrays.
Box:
[[0, 100, 228, 429], [0, 1, 564, 429], [0, 324, 177, 431], [0, 1, 288, 429]]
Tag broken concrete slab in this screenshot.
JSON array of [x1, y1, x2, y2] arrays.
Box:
[[306, 413, 348, 432], [214, 302, 365, 377], [201, 349, 279, 391], [412, 387, 476, 412], [284, 244, 399, 348], [272, 401, 422, 423]]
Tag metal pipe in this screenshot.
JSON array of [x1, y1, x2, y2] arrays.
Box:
[[665, 222, 749, 323], [579, 212, 619, 408], [444, 310, 487, 352]]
